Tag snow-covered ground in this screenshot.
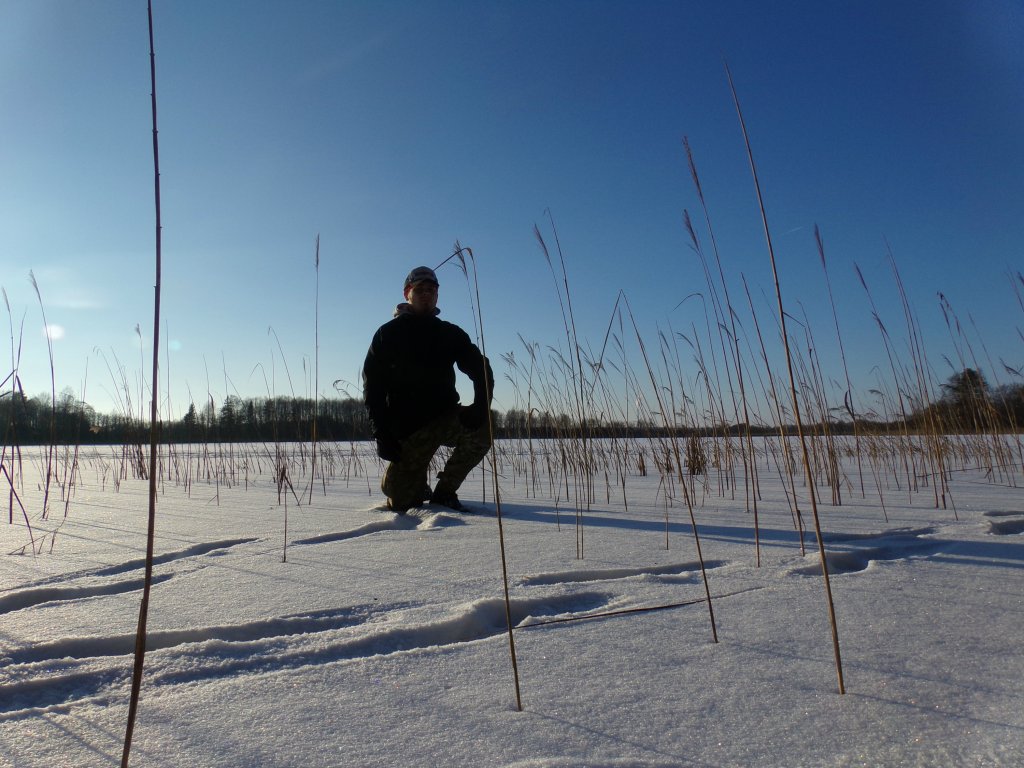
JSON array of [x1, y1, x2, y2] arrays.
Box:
[[2, 440, 1023, 767]]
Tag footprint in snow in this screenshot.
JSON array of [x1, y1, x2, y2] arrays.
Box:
[[986, 517, 1024, 536], [789, 531, 948, 576], [0, 573, 174, 615], [0, 593, 612, 718], [0, 538, 259, 613]]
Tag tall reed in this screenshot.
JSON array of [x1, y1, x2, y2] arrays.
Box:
[[453, 243, 523, 711], [29, 272, 57, 520], [727, 62, 844, 693], [683, 138, 758, 519], [624, 294, 718, 642], [816, 225, 865, 498], [535, 216, 591, 558], [308, 234, 321, 503], [122, 2, 163, 762]]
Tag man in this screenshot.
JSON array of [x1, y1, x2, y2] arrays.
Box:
[[362, 265, 494, 512]]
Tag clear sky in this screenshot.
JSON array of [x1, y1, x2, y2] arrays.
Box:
[[2, 0, 1022, 422]]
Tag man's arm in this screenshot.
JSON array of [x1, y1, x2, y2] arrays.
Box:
[[452, 327, 494, 429], [362, 330, 401, 459], [361, 332, 386, 432]]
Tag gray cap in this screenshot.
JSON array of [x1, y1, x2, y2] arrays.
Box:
[[404, 266, 438, 289]]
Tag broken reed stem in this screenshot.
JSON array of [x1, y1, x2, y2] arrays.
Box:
[[726, 61, 844, 693], [122, 3, 162, 763]]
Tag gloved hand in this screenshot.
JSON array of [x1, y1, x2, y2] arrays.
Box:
[[458, 402, 489, 431], [374, 431, 402, 461]]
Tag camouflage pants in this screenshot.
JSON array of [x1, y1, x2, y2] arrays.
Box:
[[381, 409, 491, 508]]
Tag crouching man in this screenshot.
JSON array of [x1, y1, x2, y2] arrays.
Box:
[[362, 265, 494, 512]]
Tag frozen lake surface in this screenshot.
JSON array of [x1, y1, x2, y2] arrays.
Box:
[[2, 439, 1022, 767]]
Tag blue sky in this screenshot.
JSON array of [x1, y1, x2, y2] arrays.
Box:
[[2, 0, 1022, 422]]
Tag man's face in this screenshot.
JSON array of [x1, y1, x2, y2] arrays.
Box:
[[405, 280, 438, 315]]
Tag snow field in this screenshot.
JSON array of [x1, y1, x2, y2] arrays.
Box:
[[1, 440, 1023, 767]]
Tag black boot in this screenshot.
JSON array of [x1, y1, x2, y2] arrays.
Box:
[[387, 485, 432, 514], [430, 487, 464, 512]]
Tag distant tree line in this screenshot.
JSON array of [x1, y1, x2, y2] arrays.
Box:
[[905, 368, 1024, 434], [2, 370, 1022, 446]]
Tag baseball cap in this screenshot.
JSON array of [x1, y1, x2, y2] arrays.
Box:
[[404, 266, 439, 289]]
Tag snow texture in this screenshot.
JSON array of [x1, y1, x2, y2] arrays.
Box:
[[1, 441, 1023, 767]]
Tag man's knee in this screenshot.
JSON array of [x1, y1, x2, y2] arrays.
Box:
[[464, 424, 492, 458], [382, 460, 432, 505]]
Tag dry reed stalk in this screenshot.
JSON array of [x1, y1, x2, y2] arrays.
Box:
[[678, 292, 732, 496], [2, 290, 29, 535], [220, 355, 237, 490], [794, 304, 844, 506], [624, 294, 718, 642], [888, 251, 953, 513], [727, 62, 844, 692], [939, 295, 1016, 482], [453, 244, 523, 711], [56, 365, 89, 531], [586, 291, 636, 509], [587, 323, 637, 510], [815, 226, 866, 498], [855, 264, 918, 500], [682, 226, 739, 499], [864, 435, 889, 521], [672, 332, 713, 499], [683, 138, 759, 517], [734, 310, 774, 498], [308, 234, 321, 504], [1, 463, 35, 556], [742, 276, 804, 552], [535, 219, 591, 558], [162, 320, 175, 489], [122, 2, 162, 762], [794, 319, 835, 505], [28, 272, 57, 520], [966, 312, 1024, 480]]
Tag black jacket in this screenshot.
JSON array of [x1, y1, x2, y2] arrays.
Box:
[[362, 309, 494, 439]]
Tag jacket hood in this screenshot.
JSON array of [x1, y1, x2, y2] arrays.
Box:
[[393, 303, 441, 319]]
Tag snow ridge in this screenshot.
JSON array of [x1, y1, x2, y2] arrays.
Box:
[[292, 509, 465, 545], [0, 573, 174, 613], [0, 592, 609, 720], [790, 528, 951, 575], [519, 560, 725, 586]]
